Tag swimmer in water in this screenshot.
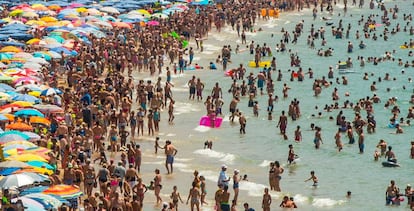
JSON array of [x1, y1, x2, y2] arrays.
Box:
[[305, 170, 318, 187]]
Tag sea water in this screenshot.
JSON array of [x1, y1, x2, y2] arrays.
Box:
[[131, 0, 414, 210]]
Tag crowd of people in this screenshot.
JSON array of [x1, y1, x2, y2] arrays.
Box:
[[0, 0, 413, 210]]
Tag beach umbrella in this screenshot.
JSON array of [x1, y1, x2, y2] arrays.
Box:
[[0, 160, 29, 168], [0, 131, 30, 143], [22, 131, 41, 141], [10, 101, 33, 107], [0, 53, 12, 61], [13, 52, 33, 59], [112, 22, 131, 29], [22, 11, 39, 18], [26, 38, 41, 45], [44, 51, 62, 59], [20, 185, 48, 195], [21, 172, 49, 182], [33, 51, 51, 61], [26, 161, 53, 170], [24, 193, 63, 210], [152, 13, 169, 19], [9, 9, 24, 17], [15, 167, 53, 175], [40, 88, 62, 96], [0, 167, 20, 176], [2, 141, 37, 151], [14, 76, 41, 85], [22, 62, 42, 69], [26, 57, 48, 65], [0, 173, 36, 188], [12, 94, 40, 103], [48, 4, 61, 11], [0, 46, 22, 53], [49, 47, 77, 56], [31, 4, 49, 11], [0, 41, 26, 47], [43, 185, 83, 199], [5, 122, 33, 131], [90, 20, 113, 29], [0, 75, 14, 82], [40, 16, 57, 23], [100, 6, 120, 14], [11, 197, 46, 210], [6, 154, 47, 162], [0, 114, 10, 121], [33, 104, 63, 113], [46, 35, 65, 43], [147, 20, 160, 26], [136, 9, 151, 16], [68, 3, 84, 8], [25, 20, 46, 26], [29, 116, 50, 126], [0, 92, 10, 100], [0, 114, 14, 121], [14, 109, 44, 117]]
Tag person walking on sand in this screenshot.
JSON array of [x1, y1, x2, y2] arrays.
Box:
[[164, 140, 178, 174]]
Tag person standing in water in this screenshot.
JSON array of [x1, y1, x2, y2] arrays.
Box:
[[164, 140, 178, 174], [277, 110, 288, 140], [305, 170, 318, 187], [288, 144, 297, 164]]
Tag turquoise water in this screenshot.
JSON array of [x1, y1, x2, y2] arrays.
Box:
[[136, 0, 414, 210]]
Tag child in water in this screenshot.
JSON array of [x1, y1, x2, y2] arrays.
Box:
[[305, 171, 318, 186]]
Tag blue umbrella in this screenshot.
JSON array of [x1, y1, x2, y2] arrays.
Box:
[[0, 83, 15, 91], [50, 47, 78, 56], [12, 94, 40, 103], [0, 41, 26, 47], [0, 167, 20, 176], [40, 88, 62, 96], [14, 109, 45, 117], [18, 185, 48, 195], [26, 161, 54, 170], [0, 130, 30, 139]]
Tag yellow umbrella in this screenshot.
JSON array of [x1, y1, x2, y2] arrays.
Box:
[[76, 7, 87, 13], [10, 101, 34, 107], [26, 38, 41, 45], [136, 9, 150, 15], [15, 167, 53, 175], [9, 9, 23, 17], [28, 91, 40, 97], [31, 4, 49, 11], [6, 154, 47, 162], [0, 46, 22, 53], [40, 16, 57, 22], [26, 20, 46, 26], [22, 11, 39, 18], [2, 114, 14, 121], [3, 141, 36, 148]]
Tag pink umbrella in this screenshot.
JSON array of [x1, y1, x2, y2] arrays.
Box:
[[13, 77, 40, 85], [68, 3, 84, 8], [147, 20, 160, 26]]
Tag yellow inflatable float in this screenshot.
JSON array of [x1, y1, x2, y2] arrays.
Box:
[[248, 61, 271, 68], [400, 45, 414, 49]]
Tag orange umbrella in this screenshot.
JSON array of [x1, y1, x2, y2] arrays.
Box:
[[3, 114, 15, 121], [29, 116, 50, 125], [43, 185, 83, 199], [48, 5, 61, 11], [0, 46, 23, 53], [6, 122, 33, 131], [112, 22, 131, 29]]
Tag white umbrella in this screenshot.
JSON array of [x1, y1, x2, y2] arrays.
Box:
[[22, 62, 42, 70], [26, 57, 49, 65], [100, 6, 120, 14], [0, 160, 30, 168], [0, 173, 37, 189]]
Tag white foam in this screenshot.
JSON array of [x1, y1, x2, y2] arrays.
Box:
[[142, 161, 163, 165], [174, 102, 201, 115], [259, 160, 273, 167], [173, 162, 189, 169], [312, 198, 346, 207], [193, 149, 235, 164], [194, 125, 211, 132], [166, 133, 176, 137], [292, 194, 309, 204]]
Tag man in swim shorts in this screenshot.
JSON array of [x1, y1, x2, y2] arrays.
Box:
[[164, 140, 178, 174]]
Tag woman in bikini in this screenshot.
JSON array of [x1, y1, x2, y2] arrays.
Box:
[[186, 181, 201, 211], [154, 169, 163, 204]]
